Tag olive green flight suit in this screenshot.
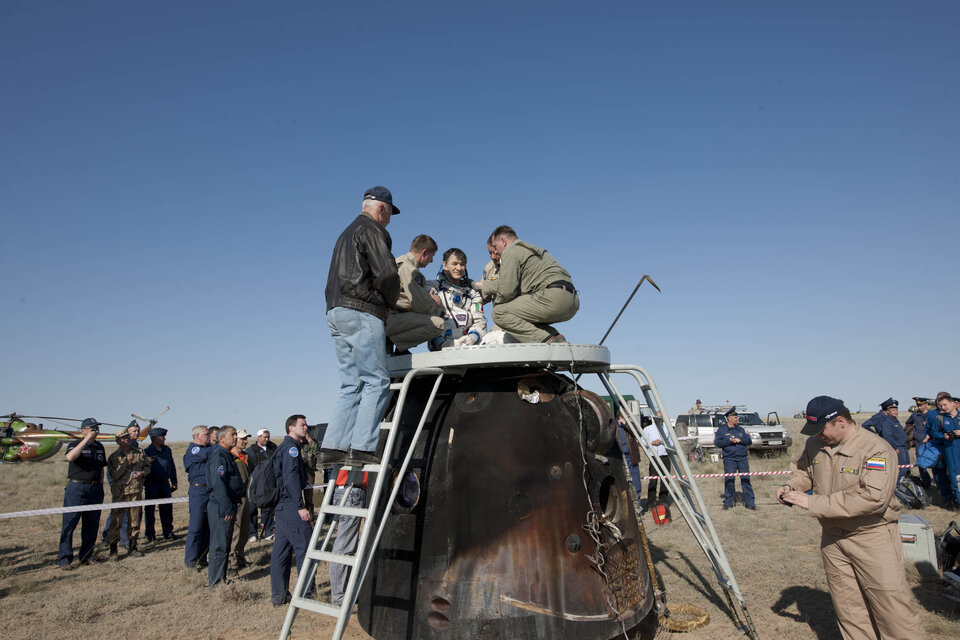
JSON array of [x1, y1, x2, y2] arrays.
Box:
[[385, 252, 444, 351], [484, 240, 579, 343], [786, 425, 926, 640]]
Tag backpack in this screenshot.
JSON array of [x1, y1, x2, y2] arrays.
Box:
[[247, 449, 279, 509], [894, 475, 929, 510]]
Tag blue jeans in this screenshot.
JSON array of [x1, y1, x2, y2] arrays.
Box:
[[58, 482, 104, 566], [322, 307, 391, 453]]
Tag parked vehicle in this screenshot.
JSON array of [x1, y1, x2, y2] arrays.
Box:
[[674, 405, 791, 453]]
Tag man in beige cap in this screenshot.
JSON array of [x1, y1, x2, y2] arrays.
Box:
[[778, 396, 927, 640]]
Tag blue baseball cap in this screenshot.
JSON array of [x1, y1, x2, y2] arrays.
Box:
[[802, 396, 846, 435], [363, 186, 400, 214]]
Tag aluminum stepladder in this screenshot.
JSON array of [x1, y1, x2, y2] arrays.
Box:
[[599, 364, 759, 640], [278, 366, 450, 640]]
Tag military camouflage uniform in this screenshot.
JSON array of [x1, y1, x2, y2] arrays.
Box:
[[300, 438, 320, 516], [106, 446, 151, 551], [385, 252, 444, 351]]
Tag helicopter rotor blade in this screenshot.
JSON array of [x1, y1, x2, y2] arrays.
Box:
[[132, 405, 170, 425]]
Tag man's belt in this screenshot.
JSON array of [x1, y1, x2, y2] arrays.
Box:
[[546, 280, 576, 294], [190, 482, 208, 488], [69, 479, 99, 486]]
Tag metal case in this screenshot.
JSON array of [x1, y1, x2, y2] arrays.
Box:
[[899, 513, 938, 577]]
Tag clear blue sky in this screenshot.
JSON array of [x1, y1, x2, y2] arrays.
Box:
[[3, 2, 957, 440]]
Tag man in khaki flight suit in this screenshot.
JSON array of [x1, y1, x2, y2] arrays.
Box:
[[476, 225, 578, 343], [778, 396, 927, 640], [385, 234, 444, 353], [481, 234, 501, 331]]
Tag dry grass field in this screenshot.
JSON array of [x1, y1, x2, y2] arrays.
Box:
[[1, 418, 958, 640]]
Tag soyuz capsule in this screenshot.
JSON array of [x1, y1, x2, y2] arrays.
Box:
[[357, 344, 656, 639]]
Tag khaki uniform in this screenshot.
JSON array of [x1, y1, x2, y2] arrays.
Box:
[[301, 439, 320, 515], [385, 252, 444, 351], [482, 259, 500, 331], [484, 240, 579, 343], [230, 451, 251, 565], [786, 426, 926, 640], [106, 447, 151, 548]]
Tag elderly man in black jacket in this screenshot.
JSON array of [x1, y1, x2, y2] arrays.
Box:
[[319, 186, 401, 469]]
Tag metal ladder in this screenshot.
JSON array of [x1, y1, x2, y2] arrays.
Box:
[[278, 366, 448, 640], [599, 364, 759, 639]]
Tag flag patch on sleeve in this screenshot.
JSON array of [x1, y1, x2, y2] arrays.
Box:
[[865, 457, 886, 471]]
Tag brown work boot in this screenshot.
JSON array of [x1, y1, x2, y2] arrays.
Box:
[[108, 543, 119, 562]]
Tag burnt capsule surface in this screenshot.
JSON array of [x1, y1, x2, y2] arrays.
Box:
[[357, 366, 654, 639]]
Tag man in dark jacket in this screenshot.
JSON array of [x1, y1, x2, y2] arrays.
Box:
[[862, 398, 909, 480], [246, 428, 276, 539], [714, 407, 755, 510], [144, 427, 178, 542], [319, 186, 401, 468], [206, 426, 244, 589], [270, 414, 314, 605]]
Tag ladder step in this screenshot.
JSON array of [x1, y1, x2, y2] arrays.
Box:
[[380, 421, 394, 431], [309, 550, 358, 567], [323, 505, 370, 518], [290, 596, 342, 617], [389, 382, 403, 390]]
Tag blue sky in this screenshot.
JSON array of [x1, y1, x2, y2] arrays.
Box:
[[3, 2, 957, 440]]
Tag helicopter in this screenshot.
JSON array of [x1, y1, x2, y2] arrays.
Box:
[[0, 406, 170, 462]]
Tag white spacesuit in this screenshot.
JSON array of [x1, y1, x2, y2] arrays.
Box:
[[427, 272, 487, 350]]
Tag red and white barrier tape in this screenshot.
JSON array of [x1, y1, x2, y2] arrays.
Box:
[[639, 464, 914, 481]]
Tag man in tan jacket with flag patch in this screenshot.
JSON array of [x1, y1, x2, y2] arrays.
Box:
[[385, 234, 444, 354]]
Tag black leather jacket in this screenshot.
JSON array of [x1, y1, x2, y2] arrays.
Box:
[[325, 213, 400, 320]]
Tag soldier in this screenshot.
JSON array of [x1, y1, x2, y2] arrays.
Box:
[[476, 225, 578, 343], [105, 427, 151, 560], [300, 428, 321, 517], [779, 396, 927, 639], [270, 414, 314, 606], [183, 424, 212, 569], [688, 399, 705, 414], [385, 234, 444, 354], [714, 407, 755, 510], [229, 428, 252, 569], [57, 418, 107, 569], [206, 426, 244, 588], [101, 419, 141, 547], [861, 398, 910, 480], [143, 427, 178, 542]]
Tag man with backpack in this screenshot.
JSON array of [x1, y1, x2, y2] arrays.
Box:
[[270, 414, 314, 606]]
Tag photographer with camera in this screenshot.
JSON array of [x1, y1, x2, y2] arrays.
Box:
[[57, 418, 108, 570]]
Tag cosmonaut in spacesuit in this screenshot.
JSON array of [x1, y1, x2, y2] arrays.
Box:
[[427, 248, 487, 350]]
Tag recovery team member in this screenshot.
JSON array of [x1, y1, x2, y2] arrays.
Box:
[[779, 396, 927, 640], [206, 425, 244, 588], [385, 234, 444, 354], [714, 407, 755, 510], [105, 426, 151, 560], [183, 424, 212, 569], [476, 225, 578, 343], [270, 414, 314, 606], [57, 418, 107, 569]]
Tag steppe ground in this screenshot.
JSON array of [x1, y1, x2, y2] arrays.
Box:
[[1, 417, 958, 640]]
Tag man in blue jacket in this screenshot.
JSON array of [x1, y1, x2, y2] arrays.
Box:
[[862, 398, 910, 480], [144, 427, 178, 542], [183, 424, 212, 569], [271, 414, 314, 606], [714, 407, 755, 510], [206, 426, 244, 589], [906, 397, 933, 489], [928, 392, 960, 511]]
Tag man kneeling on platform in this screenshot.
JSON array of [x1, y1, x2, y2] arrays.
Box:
[[475, 225, 579, 344], [385, 234, 444, 354]]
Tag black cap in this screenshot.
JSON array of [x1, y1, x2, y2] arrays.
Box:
[[802, 396, 846, 435], [363, 186, 400, 214], [724, 407, 738, 417], [150, 427, 168, 438], [880, 397, 898, 411], [81, 418, 101, 429], [128, 419, 140, 429]]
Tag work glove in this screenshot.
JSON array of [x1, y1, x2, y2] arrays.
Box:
[[471, 280, 483, 291], [454, 333, 478, 347]]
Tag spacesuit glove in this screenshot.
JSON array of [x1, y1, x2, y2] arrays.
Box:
[[454, 334, 478, 347]]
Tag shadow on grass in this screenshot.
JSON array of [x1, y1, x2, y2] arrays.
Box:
[[771, 585, 837, 639], [913, 581, 960, 617], [650, 542, 732, 624]]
